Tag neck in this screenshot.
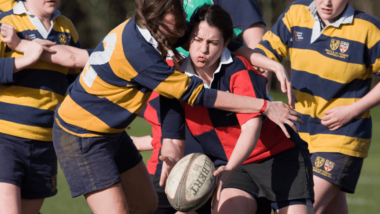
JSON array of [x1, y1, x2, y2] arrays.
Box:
[[192, 59, 220, 85], [24, 2, 53, 30]]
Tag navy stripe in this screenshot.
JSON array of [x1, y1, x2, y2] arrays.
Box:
[[369, 40, 380, 65], [354, 10, 380, 30], [0, 102, 54, 128], [13, 69, 68, 96], [296, 113, 372, 139], [0, 9, 14, 20], [290, 0, 312, 7], [291, 69, 372, 100], [193, 129, 228, 167], [258, 40, 283, 62], [271, 14, 292, 47], [69, 81, 137, 129]]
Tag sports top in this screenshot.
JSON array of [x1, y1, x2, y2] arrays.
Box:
[[0, 1, 81, 141], [255, 0, 380, 158]]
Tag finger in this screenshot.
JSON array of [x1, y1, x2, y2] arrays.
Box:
[[323, 109, 333, 115], [285, 120, 298, 133], [321, 114, 334, 121], [278, 123, 290, 138], [329, 125, 341, 131], [289, 109, 302, 119], [159, 171, 167, 187], [286, 81, 293, 108], [43, 47, 57, 54], [280, 79, 287, 93]]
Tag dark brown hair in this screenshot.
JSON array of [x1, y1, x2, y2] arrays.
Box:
[[190, 4, 234, 45], [135, 0, 186, 70]]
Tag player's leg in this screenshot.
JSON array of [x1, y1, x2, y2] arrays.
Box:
[[312, 175, 342, 214], [323, 191, 348, 214], [114, 132, 158, 214], [212, 188, 257, 214], [21, 199, 45, 214], [0, 183, 21, 214], [85, 184, 128, 214], [272, 199, 313, 214]]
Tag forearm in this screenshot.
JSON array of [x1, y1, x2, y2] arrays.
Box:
[[13, 56, 35, 73], [242, 23, 266, 50], [350, 82, 380, 116], [130, 135, 153, 151], [226, 118, 262, 171], [161, 138, 185, 162], [213, 91, 265, 113]]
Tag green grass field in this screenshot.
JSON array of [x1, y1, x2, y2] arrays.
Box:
[[40, 92, 380, 213]]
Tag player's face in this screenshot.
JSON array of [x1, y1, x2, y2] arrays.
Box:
[[315, 0, 351, 25], [159, 7, 187, 39], [189, 21, 228, 71], [26, 0, 60, 16]]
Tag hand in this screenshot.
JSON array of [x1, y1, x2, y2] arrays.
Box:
[[22, 41, 46, 65], [1, 23, 21, 50], [159, 156, 178, 187], [272, 63, 296, 109], [211, 166, 235, 210], [264, 101, 302, 138], [321, 105, 355, 131]]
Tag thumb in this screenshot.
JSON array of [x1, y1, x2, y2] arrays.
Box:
[[323, 108, 333, 115]]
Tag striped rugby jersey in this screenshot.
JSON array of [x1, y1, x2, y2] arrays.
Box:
[[56, 17, 218, 137], [0, 1, 81, 141], [0, 0, 17, 11], [255, 0, 380, 158]]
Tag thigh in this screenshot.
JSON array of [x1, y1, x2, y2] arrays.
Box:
[[0, 182, 21, 214], [312, 175, 342, 214], [212, 188, 256, 214], [21, 198, 44, 214], [323, 191, 348, 214], [120, 161, 158, 214]]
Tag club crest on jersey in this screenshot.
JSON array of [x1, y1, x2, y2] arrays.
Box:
[[324, 160, 335, 172], [340, 41, 349, 53], [330, 39, 340, 51], [294, 31, 303, 41], [59, 34, 67, 44], [315, 156, 325, 168]]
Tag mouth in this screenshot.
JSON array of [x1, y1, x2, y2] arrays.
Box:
[[197, 56, 206, 62], [46, 0, 56, 4], [321, 8, 332, 14]]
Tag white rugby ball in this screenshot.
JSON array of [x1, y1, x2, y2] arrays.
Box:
[[166, 153, 217, 212]]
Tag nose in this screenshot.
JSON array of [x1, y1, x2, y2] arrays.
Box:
[[200, 41, 208, 54]]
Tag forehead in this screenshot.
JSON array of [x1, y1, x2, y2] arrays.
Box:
[[193, 21, 223, 38]]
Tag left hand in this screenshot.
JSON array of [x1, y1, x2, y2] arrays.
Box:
[[271, 63, 297, 109], [1, 23, 21, 50], [321, 105, 354, 131], [159, 156, 178, 187], [211, 165, 235, 210]]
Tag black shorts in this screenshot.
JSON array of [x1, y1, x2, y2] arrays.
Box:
[[0, 132, 57, 199], [225, 147, 314, 207], [53, 121, 142, 198], [310, 152, 363, 193]]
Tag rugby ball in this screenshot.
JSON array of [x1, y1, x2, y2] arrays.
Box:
[[166, 153, 217, 212]]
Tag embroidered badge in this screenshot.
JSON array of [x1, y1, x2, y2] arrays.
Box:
[[330, 39, 340, 51], [59, 34, 67, 44], [324, 160, 335, 172], [315, 156, 325, 168], [294, 31, 304, 41], [339, 41, 349, 53]]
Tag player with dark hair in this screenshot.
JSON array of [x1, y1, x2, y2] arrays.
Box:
[[254, 0, 380, 213]]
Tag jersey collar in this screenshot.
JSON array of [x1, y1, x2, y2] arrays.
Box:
[[181, 48, 233, 89], [136, 24, 161, 54], [13, 1, 61, 39], [308, 1, 354, 43]]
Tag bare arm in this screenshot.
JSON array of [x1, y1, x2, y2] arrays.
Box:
[[130, 135, 153, 151], [159, 138, 185, 186]]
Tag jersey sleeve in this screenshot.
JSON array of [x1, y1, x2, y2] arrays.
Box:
[[0, 23, 14, 84], [254, 4, 293, 62], [160, 96, 185, 140], [135, 60, 217, 108], [230, 58, 267, 126], [368, 27, 380, 78], [214, 0, 265, 36]]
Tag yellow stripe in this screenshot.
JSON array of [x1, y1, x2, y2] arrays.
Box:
[[285, 4, 315, 30], [154, 71, 193, 100], [322, 18, 380, 49], [0, 85, 64, 111], [58, 95, 124, 134], [187, 83, 204, 106], [0, 119, 52, 141], [299, 132, 370, 158], [294, 90, 370, 119], [261, 31, 288, 60], [55, 118, 102, 138], [373, 58, 380, 74], [0, 0, 17, 11], [79, 74, 149, 114], [289, 48, 371, 83], [1, 15, 37, 32], [108, 20, 139, 82]]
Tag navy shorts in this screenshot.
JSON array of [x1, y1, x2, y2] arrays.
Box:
[[53, 121, 142, 198], [310, 152, 363, 193], [225, 148, 314, 211], [0, 132, 57, 199]]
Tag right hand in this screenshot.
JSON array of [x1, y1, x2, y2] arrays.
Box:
[[22, 41, 46, 65], [1, 23, 21, 50], [264, 101, 302, 138]]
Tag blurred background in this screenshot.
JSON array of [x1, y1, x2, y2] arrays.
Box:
[[39, 0, 380, 213]]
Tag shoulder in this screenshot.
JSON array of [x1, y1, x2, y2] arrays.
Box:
[[353, 10, 380, 31], [0, 8, 14, 22]]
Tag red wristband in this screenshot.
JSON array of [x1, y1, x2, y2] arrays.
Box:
[[259, 100, 268, 113]]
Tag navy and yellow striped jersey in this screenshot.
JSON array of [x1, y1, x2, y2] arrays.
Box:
[[56, 17, 218, 137], [255, 0, 380, 158], [0, 1, 81, 141], [0, 0, 17, 11]]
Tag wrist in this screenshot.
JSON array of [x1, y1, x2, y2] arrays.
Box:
[[259, 99, 268, 113], [16, 40, 30, 52]]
